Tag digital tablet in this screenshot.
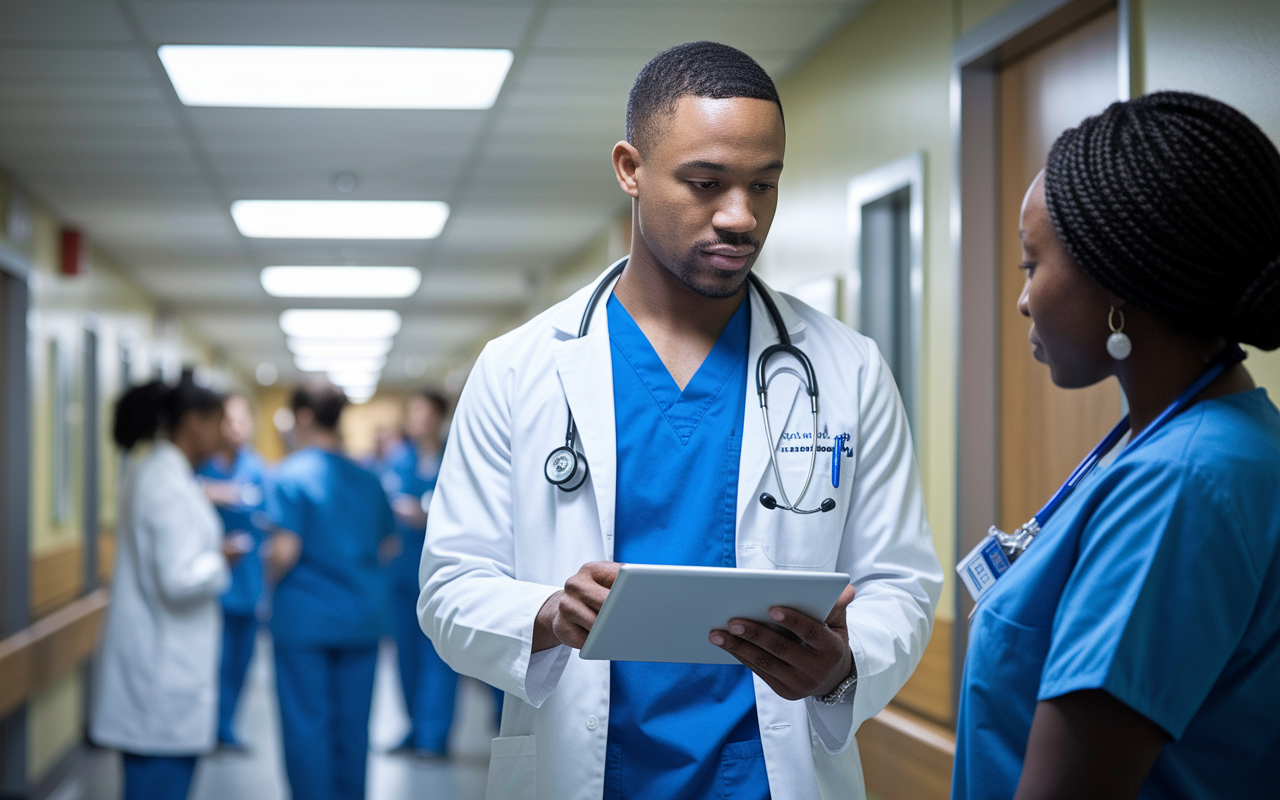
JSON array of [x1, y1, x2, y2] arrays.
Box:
[[578, 564, 851, 665]]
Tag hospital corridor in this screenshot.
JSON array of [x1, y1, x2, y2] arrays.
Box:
[[2, 1, 1279, 800]]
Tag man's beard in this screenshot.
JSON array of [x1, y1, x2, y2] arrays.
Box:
[[665, 232, 762, 299]]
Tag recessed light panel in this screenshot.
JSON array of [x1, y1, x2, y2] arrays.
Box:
[[329, 371, 381, 389], [158, 45, 513, 109], [279, 309, 401, 340], [294, 356, 387, 374], [287, 339, 394, 359], [262, 266, 422, 298], [233, 201, 448, 240]]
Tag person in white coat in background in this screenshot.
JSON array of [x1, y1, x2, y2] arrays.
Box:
[[92, 374, 244, 800], [419, 42, 942, 800]]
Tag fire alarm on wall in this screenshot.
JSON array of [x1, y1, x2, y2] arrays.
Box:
[[60, 228, 88, 276]]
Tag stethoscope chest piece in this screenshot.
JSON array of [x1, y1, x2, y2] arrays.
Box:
[[545, 446, 589, 492]]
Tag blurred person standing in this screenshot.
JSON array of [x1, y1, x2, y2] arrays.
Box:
[[92, 376, 243, 800], [196, 393, 270, 753], [380, 390, 473, 759], [264, 380, 396, 800]]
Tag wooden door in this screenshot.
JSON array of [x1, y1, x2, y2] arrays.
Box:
[[998, 10, 1122, 533]]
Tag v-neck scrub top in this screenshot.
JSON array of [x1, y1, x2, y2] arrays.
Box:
[[953, 389, 1280, 799], [604, 295, 769, 800]]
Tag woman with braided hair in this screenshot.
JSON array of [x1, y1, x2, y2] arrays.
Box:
[[953, 92, 1280, 800]]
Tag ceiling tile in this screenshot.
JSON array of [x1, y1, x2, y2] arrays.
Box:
[[0, 0, 134, 43], [133, 1, 537, 48], [534, 5, 848, 55]]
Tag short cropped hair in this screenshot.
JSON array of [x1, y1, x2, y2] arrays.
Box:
[[290, 378, 347, 430], [626, 41, 782, 154], [411, 388, 449, 417]]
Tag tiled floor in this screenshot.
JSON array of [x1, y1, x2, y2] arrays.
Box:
[[77, 634, 494, 800]]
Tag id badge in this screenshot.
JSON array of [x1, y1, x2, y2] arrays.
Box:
[[957, 531, 1012, 603]]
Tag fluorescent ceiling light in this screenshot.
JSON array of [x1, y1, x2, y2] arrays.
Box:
[[287, 339, 394, 359], [295, 356, 387, 374], [329, 371, 381, 388], [263, 266, 421, 298], [279, 309, 401, 339], [158, 45, 513, 109], [233, 200, 448, 240]]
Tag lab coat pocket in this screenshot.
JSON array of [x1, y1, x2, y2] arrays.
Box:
[[760, 508, 844, 569], [486, 735, 537, 800]]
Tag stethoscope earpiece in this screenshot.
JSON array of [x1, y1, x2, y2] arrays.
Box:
[[759, 493, 778, 509]]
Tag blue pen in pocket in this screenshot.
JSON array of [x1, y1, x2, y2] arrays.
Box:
[[831, 433, 851, 488]]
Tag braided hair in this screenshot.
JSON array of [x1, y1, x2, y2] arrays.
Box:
[[1044, 91, 1280, 350]]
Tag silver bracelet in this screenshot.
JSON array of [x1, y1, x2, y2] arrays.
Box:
[[817, 657, 858, 705]]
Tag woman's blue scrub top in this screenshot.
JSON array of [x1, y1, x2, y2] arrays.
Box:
[[196, 446, 268, 617], [954, 389, 1280, 799], [266, 447, 395, 648], [604, 295, 769, 800]]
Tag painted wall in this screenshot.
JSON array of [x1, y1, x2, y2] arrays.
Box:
[[1, 169, 226, 784], [1139, 0, 1280, 393], [756, 0, 1280, 624], [758, 0, 979, 620]]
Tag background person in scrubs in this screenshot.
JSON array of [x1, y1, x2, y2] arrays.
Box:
[[264, 379, 396, 800], [953, 92, 1280, 800], [93, 376, 239, 800], [421, 41, 941, 800], [197, 393, 269, 753], [380, 389, 471, 758]]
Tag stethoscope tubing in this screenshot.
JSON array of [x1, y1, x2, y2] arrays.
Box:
[[549, 259, 832, 513]]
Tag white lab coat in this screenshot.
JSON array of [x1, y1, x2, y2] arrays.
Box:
[[419, 264, 943, 800], [92, 439, 228, 755]]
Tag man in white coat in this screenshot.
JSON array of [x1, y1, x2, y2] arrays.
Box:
[[419, 41, 942, 800]]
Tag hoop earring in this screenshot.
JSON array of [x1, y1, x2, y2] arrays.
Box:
[[1107, 307, 1132, 360]]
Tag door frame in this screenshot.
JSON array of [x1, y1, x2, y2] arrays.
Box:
[[846, 151, 926, 437], [950, 0, 1133, 720], [0, 241, 32, 795]]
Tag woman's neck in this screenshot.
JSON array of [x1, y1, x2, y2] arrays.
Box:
[[1115, 343, 1254, 436]]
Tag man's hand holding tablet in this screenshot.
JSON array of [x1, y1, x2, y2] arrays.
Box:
[[709, 583, 856, 701], [532, 561, 855, 701]]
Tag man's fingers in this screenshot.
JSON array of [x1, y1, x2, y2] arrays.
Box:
[[709, 631, 807, 701], [585, 560, 622, 589], [766, 607, 828, 649], [725, 618, 802, 664], [825, 585, 857, 627]]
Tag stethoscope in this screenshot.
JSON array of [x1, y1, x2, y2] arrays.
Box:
[[543, 259, 836, 514]]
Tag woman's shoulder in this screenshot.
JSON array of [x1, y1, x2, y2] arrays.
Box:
[[1134, 389, 1280, 479]]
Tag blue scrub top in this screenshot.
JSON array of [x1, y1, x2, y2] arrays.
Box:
[[377, 439, 441, 591], [954, 389, 1280, 800], [266, 447, 395, 648], [605, 294, 769, 800], [197, 446, 269, 617]]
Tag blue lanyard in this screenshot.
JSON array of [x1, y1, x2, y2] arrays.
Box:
[[1032, 345, 1247, 531]]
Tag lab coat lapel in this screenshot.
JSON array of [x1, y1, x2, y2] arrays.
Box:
[[737, 280, 806, 528], [551, 268, 622, 558]]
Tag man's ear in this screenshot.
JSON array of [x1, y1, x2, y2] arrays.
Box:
[[613, 140, 641, 198]]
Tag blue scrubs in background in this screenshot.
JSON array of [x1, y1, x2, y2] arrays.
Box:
[[268, 447, 394, 800], [603, 295, 770, 800], [954, 390, 1280, 800], [380, 439, 461, 754], [197, 446, 268, 749]]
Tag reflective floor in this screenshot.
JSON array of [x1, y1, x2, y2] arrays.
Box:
[[75, 634, 494, 800]]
